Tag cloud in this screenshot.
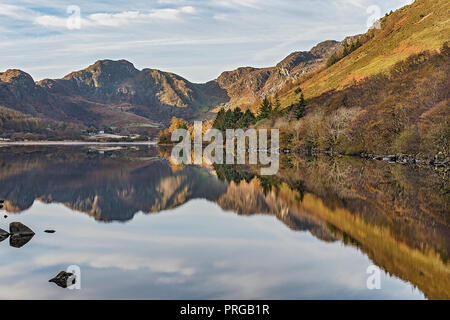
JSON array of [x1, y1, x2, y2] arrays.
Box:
[[0, 0, 412, 82], [213, 0, 264, 9], [0, 4, 34, 20], [33, 6, 197, 29]]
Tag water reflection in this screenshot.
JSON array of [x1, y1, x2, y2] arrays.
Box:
[[0, 145, 448, 299]]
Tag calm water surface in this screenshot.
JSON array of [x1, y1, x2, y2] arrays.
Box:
[[0, 145, 448, 299]]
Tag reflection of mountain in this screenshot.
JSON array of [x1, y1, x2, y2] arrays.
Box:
[[0, 146, 448, 298], [0, 146, 227, 221]]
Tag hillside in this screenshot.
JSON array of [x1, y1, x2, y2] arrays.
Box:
[[246, 0, 450, 160], [279, 0, 450, 107]]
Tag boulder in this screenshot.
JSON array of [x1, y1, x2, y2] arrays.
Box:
[[9, 222, 35, 236], [49, 271, 76, 288], [0, 228, 9, 242], [9, 222, 35, 248]]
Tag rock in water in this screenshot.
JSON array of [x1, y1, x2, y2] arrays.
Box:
[[0, 228, 9, 242], [9, 222, 35, 236], [9, 222, 35, 248], [44, 230, 55, 233], [49, 271, 76, 288]]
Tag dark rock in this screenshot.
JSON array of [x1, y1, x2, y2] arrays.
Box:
[[0, 204, 3, 209], [49, 271, 76, 288], [44, 230, 55, 233], [9, 222, 35, 248], [0, 228, 9, 242], [3, 215, 6, 218], [0, 200, 4, 203], [9, 222, 35, 236]]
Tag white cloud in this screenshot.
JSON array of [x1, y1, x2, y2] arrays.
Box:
[[213, 0, 263, 10], [33, 15, 67, 28], [33, 6, 197, 29], [0, 4, 34, 20]]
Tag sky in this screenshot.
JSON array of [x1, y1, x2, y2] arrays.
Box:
[[0, 0, 413, 83]]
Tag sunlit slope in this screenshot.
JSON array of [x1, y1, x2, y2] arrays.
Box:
[[282, 0, 450, 106]]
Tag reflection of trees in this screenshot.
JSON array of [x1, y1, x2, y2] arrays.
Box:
[[215, 158, 450, 299]]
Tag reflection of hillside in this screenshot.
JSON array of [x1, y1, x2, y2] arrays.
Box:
[[300, 192, 450, 300], [0, 146, 227, 221], [213, 156, 449, 299], [275, 155, 450, 262], [217, 178, 338, 242]]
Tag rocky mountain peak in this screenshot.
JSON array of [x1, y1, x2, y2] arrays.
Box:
[[63, 59, 139, 88], [309, 40, 341, 58], [0, 69, 35, 88]]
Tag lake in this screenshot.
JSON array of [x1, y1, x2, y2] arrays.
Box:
[[0, 145, 448, 299]]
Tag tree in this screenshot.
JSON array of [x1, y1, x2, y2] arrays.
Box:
[[257, 97, 272, 120], [213, 108, 225, 130], [296, 93, 307, 119], [237, 109, 256, 128]]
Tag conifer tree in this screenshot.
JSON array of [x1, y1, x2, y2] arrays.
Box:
[[296, 93, 307, 119]]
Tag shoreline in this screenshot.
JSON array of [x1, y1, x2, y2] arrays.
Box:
[[0, 141, 158, 146]]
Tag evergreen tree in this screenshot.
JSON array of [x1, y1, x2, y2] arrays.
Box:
[[238, 109, 256, 128], [213, 108, 225, 130], [296, 93, 307, 119], [257, 97, 272, 120]]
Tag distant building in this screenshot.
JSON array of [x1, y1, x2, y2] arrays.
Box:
[[99, 130, 105, 134]]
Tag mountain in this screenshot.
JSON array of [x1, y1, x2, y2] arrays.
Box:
[[38, 59, 228, 119], [215, 40, 344, 107], [1, 0, 447, 142], [0, 39, 345, 140]]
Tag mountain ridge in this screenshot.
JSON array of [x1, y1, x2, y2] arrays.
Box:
[[0, 38, 346, 139]]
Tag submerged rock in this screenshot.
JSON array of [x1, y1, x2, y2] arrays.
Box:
[[49, 271, 76, 288], [0, 228, 9, 242], [9, 222, 35, 248]]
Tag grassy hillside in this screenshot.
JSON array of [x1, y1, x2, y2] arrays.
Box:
[[257, 44, 449, 158], [280, 0, 450, 107]]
